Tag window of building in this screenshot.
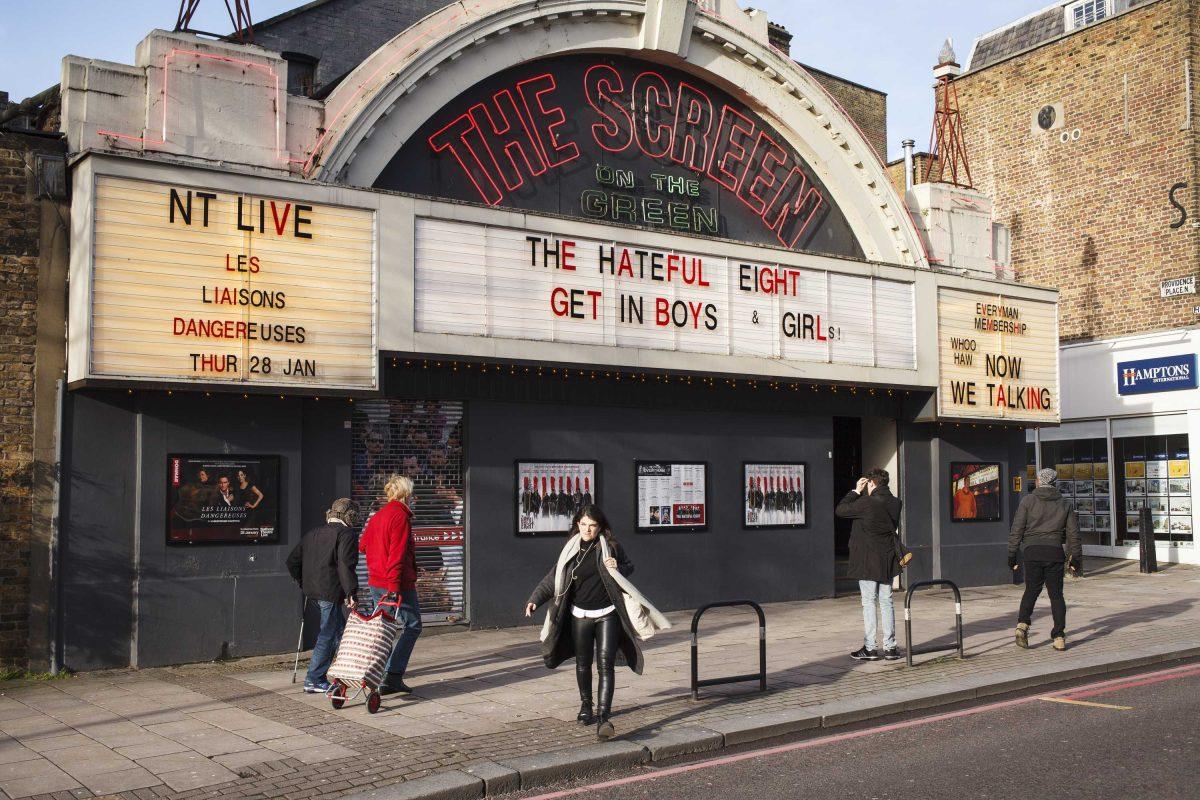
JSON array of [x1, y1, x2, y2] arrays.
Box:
[[1041, 438, 1110, 546], [1113, 434, 1192, 549], [1066, 0, 1111, 31], [282, 52, 318, 97]]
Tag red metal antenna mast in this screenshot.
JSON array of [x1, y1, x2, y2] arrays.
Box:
[[924, 38, 972, 188], [175, 0, 255, 44]]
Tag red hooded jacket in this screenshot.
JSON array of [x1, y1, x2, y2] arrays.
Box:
[[359, 500, 416, 592]]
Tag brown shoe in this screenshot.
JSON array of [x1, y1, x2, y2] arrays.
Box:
[[1052, 635, 1067, 652], [1015, 623, 1030, 649]]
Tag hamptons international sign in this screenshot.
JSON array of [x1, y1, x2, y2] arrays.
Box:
[[1117, 354, 1198, 396], [77, 176, 378, 390]]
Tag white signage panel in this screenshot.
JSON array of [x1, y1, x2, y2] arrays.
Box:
[[937, 288, 1059, 422], [414, 218, 916, 370], [1161, 276, 1196, 298], [87, 176, 377, 389]]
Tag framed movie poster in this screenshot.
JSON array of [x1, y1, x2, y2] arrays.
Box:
[[635, 461, 708, 532], [950, 462, 1002, 522], [516, 460, 597, 536], [167, 455, 280, 544], [743, 463, 807, 528]]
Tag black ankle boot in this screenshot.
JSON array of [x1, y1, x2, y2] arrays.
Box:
[[596, 707, 614, 739], [577, 699, 595, 725]]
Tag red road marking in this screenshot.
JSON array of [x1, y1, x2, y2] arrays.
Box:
[[522, 661, 1199, 800]]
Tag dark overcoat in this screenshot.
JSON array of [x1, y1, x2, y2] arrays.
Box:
[[526, 538, 643, 674], [836, 486, 903, 583]]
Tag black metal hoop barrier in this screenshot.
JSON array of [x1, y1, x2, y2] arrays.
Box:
[[903, 580, 965, 667], [690, 600, 766, 700]]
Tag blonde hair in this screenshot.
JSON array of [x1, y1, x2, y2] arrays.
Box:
[[384, 474, 414, 503]]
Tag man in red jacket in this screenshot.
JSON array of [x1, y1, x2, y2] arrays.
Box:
[[360, 474, 422, 694]]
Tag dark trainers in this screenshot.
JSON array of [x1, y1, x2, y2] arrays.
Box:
[[379, 680, 414, 696], [881, 648, 901, 661], [850, 647, 880, 661], [303, 680, 331, 694]]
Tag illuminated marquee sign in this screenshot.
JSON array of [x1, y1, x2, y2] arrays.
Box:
[[937, 288, 1059, 422], [84, 176, 377, 390], [381, 55, 863, 259], [414, 217, 915, 369]]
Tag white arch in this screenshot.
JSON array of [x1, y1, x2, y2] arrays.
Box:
[[310, 0, 925, 267]]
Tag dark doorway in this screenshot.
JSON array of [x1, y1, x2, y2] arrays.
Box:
[[832, 417, 862, 596]]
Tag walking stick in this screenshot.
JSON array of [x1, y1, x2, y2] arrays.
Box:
[[292, 594, 307, 683]]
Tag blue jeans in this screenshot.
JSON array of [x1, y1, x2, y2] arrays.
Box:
[[305, 600, 346, 685], [370, 587, 423, 681], [859, 580, 896, 650]]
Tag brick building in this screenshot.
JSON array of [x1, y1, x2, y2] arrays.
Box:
[[0, 96, 68, 668], [950, 0, 1200, 562]]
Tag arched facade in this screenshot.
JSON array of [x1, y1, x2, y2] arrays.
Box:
[[310, 0, 925, 267]]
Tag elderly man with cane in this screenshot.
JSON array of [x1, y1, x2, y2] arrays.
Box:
[[1009, 468, 1082, 652], [287, 498, 361, 693]]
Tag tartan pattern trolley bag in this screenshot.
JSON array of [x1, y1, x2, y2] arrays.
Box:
[[326, 600, 400, 713]]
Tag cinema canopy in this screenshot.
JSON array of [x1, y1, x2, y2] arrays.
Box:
[[54, 0, 1059, 669]]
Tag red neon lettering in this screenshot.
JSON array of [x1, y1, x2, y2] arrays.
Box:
[[706, 105, 756, 191], [671, 82, 714, 172], [428, 113, 503, 205], [632, 71, 673, 159], [584, 65, 633, 153], [468, 90, 548, 192], [764, 166, 826, 250], [738, 131, 787, 216], [517, 74, 579, 168]]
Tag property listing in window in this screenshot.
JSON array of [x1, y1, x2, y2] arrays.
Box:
[[1114, 435, 1192, 548], [1040, 438, 1109, 546]]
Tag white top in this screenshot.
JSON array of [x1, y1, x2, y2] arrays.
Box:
[[571, 605, 616, 619]]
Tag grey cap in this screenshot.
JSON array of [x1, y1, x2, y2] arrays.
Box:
[[1037, 468, 1058, 487], [327, 497, 360, 525]]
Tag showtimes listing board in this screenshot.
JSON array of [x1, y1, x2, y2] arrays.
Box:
[[635, 461, 707, 532]]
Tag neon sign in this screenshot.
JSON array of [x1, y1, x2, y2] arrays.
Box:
[[380, 55, 862, 258]]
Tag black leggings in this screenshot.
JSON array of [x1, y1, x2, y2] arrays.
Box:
[[572, 612, 620, 712]]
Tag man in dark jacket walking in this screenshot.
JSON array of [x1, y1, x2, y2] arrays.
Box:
[[287, 498, 360, 693], [1009, 468, 1082, 651], [836, 468, 903, 661]]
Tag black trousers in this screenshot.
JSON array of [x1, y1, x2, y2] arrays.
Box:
[[572, 612, 620, 712], [1018, 559, 1066, 638]]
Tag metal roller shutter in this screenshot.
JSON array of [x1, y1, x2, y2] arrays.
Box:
[[351, 399, 466, 624]]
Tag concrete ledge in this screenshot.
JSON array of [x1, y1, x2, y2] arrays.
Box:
[[625, 726, 724, 761], [459, 760, 519, 796], [341, 770, 482, 800], [705, 708, 820, 745], [501, 741, 649, 789]]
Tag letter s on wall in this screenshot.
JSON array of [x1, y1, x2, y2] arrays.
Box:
[[1169, 182, 1188, 229]]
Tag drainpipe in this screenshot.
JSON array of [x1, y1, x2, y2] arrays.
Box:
[[48, 378, 63, 674], [901, 139, 916, 192]]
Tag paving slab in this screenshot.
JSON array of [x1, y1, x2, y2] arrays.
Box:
[[624, 725, 725, 761], [156, 762, 239, 792], [341, 769, 482, 800], [77, 765, 162, 795], [501, 741, 649, 789]]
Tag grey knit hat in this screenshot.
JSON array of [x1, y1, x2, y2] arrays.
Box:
[[326, 497, 360, 525], [1037, 468, 1058, 487]]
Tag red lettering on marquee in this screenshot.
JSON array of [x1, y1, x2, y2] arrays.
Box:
[[632, 71, 674, 159]]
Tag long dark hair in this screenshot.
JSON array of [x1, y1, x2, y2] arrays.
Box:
[[570, 504, 615, 544]]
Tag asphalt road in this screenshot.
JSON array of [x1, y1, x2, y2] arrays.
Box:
[[508, 662, 1200, 800]]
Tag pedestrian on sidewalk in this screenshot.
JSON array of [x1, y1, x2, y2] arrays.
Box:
[[1008, 468, 1082, 652], [359, 474, 423, 695], [836, 468, 903, 661], [524, 504, 668, 740], [286, 498, 361, 693]]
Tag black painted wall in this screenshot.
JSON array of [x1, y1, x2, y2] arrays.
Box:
[[61, 390, 350, 670], [465, 400, 837, 629]]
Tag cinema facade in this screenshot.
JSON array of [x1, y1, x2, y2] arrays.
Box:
[[50, 0, 1060, 669]]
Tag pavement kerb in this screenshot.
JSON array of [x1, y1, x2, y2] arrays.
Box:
[[337, 643, 1200, 800]]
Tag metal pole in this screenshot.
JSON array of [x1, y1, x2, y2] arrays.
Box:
[[901, 139, 916, 191], [690, 628, 699, 700], [758, 616, 767, 692], [292, 595, 307, 683], [1138, 507, 1154, 573]]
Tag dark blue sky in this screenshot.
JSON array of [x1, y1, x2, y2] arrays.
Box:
[[2, 0, 1055, 160]]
